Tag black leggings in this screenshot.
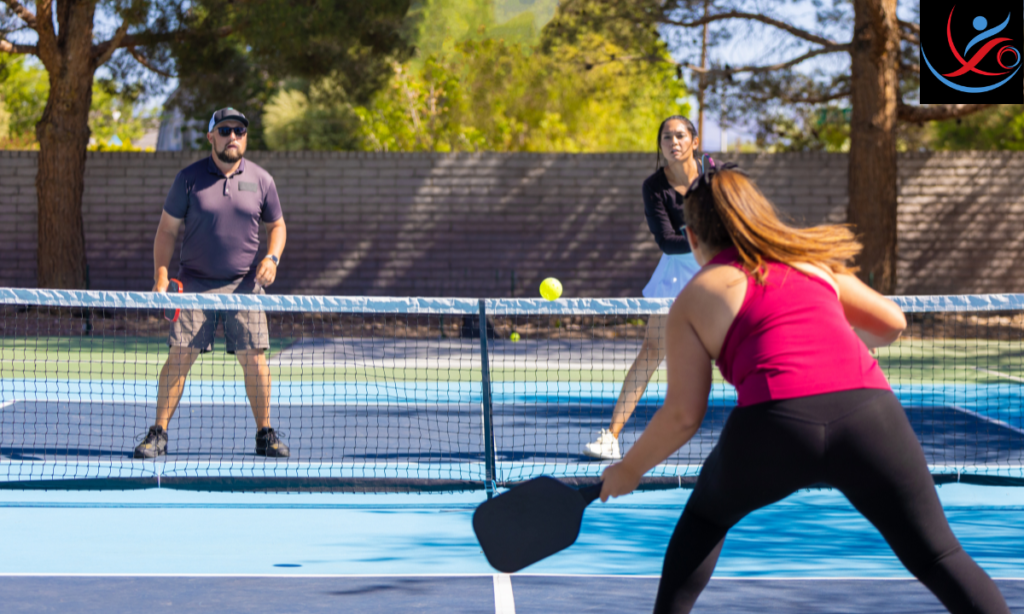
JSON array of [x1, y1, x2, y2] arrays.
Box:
[[654, 389, 1009, 614]]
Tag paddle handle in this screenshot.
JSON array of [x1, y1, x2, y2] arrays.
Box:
[[580, 482, 603, 505]]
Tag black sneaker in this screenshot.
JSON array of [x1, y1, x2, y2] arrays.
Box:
[[133, 425, 168, 459], [255, 427, 290, 458]]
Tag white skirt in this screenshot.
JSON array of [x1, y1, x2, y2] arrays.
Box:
[[642, 253, 701, 298]]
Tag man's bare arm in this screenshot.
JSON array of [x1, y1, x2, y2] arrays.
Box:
[[153, 211, 184, 292], [255, 218, 287, 288]]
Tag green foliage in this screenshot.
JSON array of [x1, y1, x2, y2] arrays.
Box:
[[171, 35, 278, 150], [88, 79, 158, 151], [410, 0, 496, 57], [494, 0, 558, 32], [758, 106, 851, 153], [0, 100, 8, 141], [264, 0, 689, 152], [0, 54, 48, 140], [263, 85, 363, 151], [928, 106, 1024, 151], [88, 137, 146, 152], [355, 37, 687, 152], [0, 53, 157, 150], [168, 0, 414, 149], [409, 0, 558, 57], [538, 0, 665, 61]]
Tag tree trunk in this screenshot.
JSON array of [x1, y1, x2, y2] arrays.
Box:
[[36, 97, 92, 289], [34, 5, 97, 290], [847, 0, 900, 293]]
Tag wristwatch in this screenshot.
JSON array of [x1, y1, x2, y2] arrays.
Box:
[[264, 255, 279, 265]]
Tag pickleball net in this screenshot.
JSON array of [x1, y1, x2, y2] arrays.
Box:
[[0, 288, 1022, 491]]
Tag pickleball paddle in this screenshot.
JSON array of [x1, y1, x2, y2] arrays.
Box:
[[163, 278, 182, 322], [473, 476, 603, 573]]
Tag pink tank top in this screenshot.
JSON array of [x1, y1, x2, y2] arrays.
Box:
[[710, 247, 890, 407]]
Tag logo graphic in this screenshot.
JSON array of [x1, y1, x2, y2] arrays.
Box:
[[921, 2, 1023, 104]]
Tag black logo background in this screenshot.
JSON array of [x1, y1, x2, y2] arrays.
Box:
[[920, 0, 1023, 104]]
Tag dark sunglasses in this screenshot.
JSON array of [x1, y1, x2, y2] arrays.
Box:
[[216, 126, 247, 137]]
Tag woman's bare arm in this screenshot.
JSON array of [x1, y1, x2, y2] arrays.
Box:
[[600, 301, 713, 501], [834, 273, 907, 348]]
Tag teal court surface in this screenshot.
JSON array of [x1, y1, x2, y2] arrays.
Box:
[[0, 484, 1023, 613]]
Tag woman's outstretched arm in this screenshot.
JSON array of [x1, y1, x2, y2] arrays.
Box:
[[601, 301, 713, 501]]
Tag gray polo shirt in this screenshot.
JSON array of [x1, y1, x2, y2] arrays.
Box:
[[164, 157, 283, 286]]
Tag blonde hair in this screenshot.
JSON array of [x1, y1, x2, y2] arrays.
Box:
[[684, 169, 861, 283]]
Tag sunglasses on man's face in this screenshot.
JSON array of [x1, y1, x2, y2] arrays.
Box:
[[216, 126, 247, 137]]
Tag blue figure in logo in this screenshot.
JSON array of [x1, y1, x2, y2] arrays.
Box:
[[922, 8, 1020, 93]]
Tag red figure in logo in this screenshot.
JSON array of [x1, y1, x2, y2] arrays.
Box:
[[942, 6, 1012, 77]]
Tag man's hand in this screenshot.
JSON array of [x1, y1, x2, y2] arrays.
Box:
[[600, 461, 643, 502], [153, 272, 169, 293], [255, 258, 278, 287]]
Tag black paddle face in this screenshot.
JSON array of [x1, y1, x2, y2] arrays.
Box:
[[473, 477, 602, 573]]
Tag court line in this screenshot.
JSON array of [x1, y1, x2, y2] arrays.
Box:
[[975, 367, 1024, 384], [493, 574, 516, 614]]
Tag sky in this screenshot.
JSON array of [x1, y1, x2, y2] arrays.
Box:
[[667, 1, 847, 150], [667, 0, 920, 151]]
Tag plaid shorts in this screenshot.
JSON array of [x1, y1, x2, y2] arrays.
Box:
[[168, 277, 269, 354]]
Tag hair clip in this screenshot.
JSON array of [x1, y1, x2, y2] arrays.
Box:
[[687, 161, 741, 195]]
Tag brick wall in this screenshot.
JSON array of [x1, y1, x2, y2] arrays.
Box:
[[897, 152, 1024, 295], [1, 150, 1022, 296]]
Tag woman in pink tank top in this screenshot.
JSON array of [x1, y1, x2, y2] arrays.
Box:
[[597, 165, 1009, 614]]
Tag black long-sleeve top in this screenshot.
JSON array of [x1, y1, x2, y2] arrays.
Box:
[[642, 167, 692, 255]]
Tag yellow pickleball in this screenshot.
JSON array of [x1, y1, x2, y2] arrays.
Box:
[[510, 332, 521, 342], [539, 277, 563, 301]]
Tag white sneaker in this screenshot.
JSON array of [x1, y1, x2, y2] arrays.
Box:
[[582, 428, 621, 460]]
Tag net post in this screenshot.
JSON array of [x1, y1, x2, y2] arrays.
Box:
[[479, 299, 497, 498]]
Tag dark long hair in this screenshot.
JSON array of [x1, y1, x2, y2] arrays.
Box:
[[655, 115, 704, 171]]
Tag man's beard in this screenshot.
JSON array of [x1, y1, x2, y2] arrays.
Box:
[[216, 145, 244, 164]]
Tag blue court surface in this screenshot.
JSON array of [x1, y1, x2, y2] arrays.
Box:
[[0, 484, 1023, 613]]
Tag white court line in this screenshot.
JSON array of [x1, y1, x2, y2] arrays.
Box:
[[975, 367, 1024, 384], [493, 573, 516, 614]]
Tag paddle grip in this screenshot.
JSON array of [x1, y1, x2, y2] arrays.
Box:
[[580, 482, 603, 505]]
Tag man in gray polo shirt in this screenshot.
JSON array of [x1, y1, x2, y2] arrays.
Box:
[[134, 107, 290, 459]]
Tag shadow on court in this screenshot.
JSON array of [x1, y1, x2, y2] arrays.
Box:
[[0, 399, 1021, 470], [0, 576, 1020, 613]]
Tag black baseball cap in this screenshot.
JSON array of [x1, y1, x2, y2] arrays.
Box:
[[208, 108, 249, 132]]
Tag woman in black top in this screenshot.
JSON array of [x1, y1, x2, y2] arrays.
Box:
[[583, 115, 711, 460]]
